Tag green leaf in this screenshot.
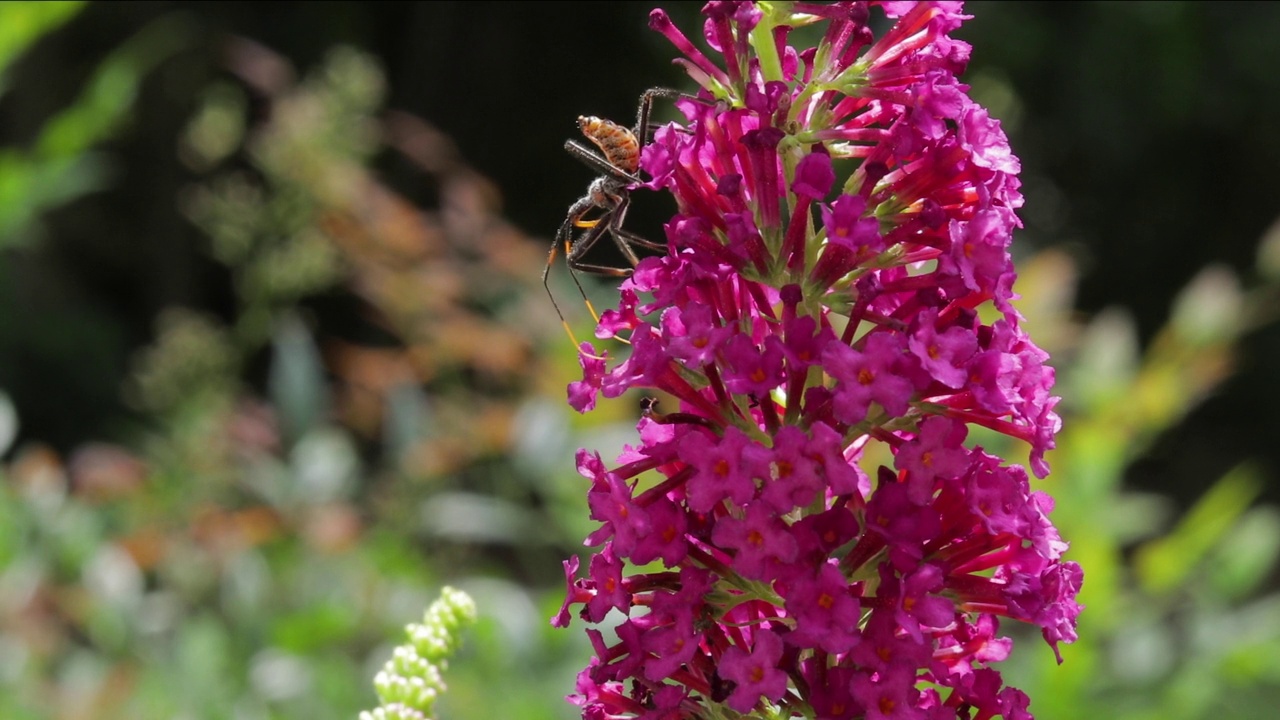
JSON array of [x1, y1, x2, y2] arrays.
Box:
[[35, 14, 192, 158], [0, 1, 85, 89], [1205, 505, 1280, 599], [1134, 464, 1263, 595], [0, 13, 190, 247]]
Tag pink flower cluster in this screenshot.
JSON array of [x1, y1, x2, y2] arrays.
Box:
[[554, 3, 1081, 719]]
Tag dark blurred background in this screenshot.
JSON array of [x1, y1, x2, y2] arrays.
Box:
[[2, 3, 1280, 719]]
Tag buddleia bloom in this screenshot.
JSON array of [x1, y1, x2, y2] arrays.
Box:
[[554, 3, 1082, 719]]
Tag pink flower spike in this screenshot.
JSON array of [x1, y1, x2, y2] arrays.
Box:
[[556, 5, 1078, 718]]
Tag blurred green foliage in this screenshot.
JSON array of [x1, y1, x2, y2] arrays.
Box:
[[996, 243, 1280, 719], [0, 2, 187, 245], [0, 5, 1278, 720], [0, 3, 83, 84], [0, 38, 594, 720]]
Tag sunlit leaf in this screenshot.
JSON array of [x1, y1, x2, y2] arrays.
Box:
[[0, 1, 84, 90]]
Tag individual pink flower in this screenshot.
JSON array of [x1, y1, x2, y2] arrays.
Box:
[[719, 629, 789, 713]]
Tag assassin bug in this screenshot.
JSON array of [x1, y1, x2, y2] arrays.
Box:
[[543, 87, 684, 346]]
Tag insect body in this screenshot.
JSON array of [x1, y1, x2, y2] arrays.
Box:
[[577, 115, 642, 174], [543, 88, 682, 342]]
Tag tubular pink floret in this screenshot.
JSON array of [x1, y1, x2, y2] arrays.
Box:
[[649, 9, 731, 89]]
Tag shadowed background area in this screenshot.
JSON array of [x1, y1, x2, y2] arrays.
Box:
[[1, 2, 1279, 719]]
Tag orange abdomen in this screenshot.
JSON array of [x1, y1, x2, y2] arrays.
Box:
[[578, 115, 641, 174]]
